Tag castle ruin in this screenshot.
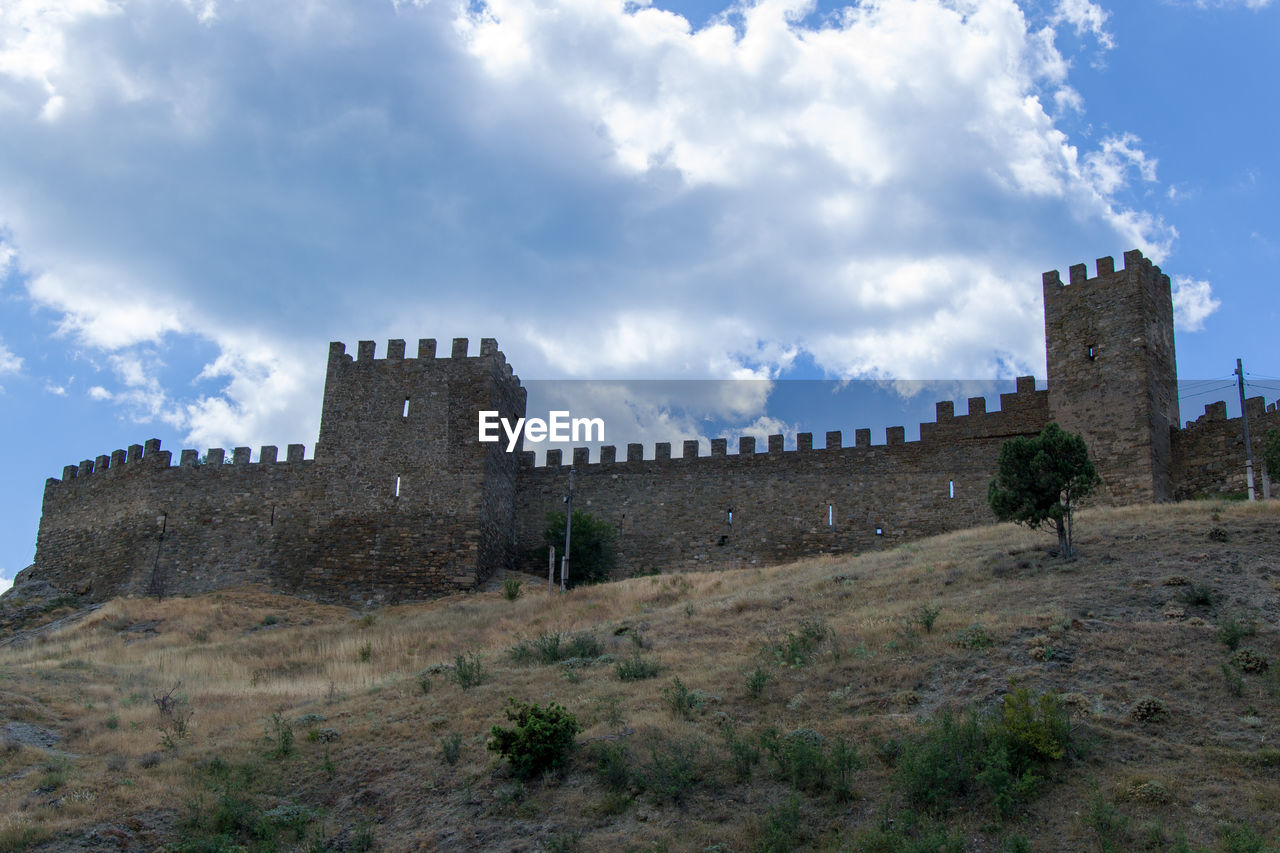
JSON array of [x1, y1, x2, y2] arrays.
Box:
[[22, 250, 1280, 604]]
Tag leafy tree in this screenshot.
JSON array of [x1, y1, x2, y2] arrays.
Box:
[[988, 422, 1100, 558], [1263, 428, 1280, 485], [543, 510, 617, 587]]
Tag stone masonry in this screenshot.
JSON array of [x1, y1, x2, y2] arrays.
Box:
[[21, 250, 1279, 604]]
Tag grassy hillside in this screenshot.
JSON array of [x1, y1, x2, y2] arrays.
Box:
[[1, 500, 1278, 851]]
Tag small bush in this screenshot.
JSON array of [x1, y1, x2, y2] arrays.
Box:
[[503, 576, 522, 601], [662, 677, 709, 720], [1222, 662, 1245, 697], [1232, 648, 1270, 675], [416, 670, 431, 695], [439, 732, 463, 766], [762, 727, 862, 800], [615, 654, 661, 681], [914, 604, 941, 634], [720, 721, 761, 782], [765, 618, 830, 667], [1207, 526, 1229, 543], [752, 794, 804, 853], [1129, 696, 1166, 723], [358, 642, 372, 662], [1217, 616, 1256, 651], [950, 624, 994, 649], [487, 698, 582, 779], [745, 666, 770, 699], [511, 630, 602, 665], [590, 741, 632, 792], [153, 683, 194, 750], [1179, 583, 1217, 607], [638, 736, 704, 804], [266, 710, 294, 759], [454, 651, 488, 689], [896, 689, 1069, 819]]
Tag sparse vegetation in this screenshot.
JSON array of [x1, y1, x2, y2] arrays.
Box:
[[1, 500, 1278, 850], [503, 576, 523, 601], [614, 653, 660, 681]]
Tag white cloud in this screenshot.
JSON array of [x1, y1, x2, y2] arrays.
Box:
[[0, 340, 20, 375], [44, 382, 67, 396], [0, 574, 12, 596], [1083, 132, 1159, 195], [0, 0, 122, 118], [1051, 0, 1115, 49], [1172, 276, 1221, 332], [0, 0, 1181, 460]]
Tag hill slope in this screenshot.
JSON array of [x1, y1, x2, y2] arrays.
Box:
[[1, 500, 1278, 851]]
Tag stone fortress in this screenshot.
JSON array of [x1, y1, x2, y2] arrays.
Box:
[[21, 250, 1280, 605]]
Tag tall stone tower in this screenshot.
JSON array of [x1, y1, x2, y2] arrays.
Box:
[[1043, 250, 1179, 503], [308, 337, 527, 598]]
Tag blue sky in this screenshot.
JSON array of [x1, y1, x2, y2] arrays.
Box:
[[1, 0, 1277, 592]]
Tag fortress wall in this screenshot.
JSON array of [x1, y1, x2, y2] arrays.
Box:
[[515, 381, 1050, 575], [1171, 397, 1280, 500], [35, 441, 322, 601]]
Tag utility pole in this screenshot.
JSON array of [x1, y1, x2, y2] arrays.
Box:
[[1236, 359, 1256, 501], [561, 468, 574, 592]]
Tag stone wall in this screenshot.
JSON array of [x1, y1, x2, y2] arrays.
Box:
[[1171, 397, 1280, 500], [25, 248, 1276, 606], [514, 379, 1050, 575]]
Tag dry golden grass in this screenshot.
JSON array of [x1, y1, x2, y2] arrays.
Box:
[[1, 498, 1278, 851]]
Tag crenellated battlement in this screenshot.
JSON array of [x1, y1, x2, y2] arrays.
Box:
[[48, 439, 312, 488], [1042, 249, 1171, 299], [26, 248, 1265, 606], [517, 377, 1048, 470]]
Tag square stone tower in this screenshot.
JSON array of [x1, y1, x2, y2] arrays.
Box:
[[309, 337, 527, 599], [1043, 250, 1179, 503]]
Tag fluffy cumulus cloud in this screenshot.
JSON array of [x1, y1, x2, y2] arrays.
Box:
[[0, 0, 1181, 450], [1172, 276, 1221, 332]]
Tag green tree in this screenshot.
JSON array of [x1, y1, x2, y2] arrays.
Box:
[[487, 698, 582, 779], [543, 510, 617, 587], [1263, 428, 1280, 485], [988, 422, 1100, 558]]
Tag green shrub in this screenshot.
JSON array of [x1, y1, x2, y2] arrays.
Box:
[[511, 630, 602, 665], [358, 642, 372, 662], [752, 794, 804, 853], [1179, 583, 1217, 607], [1217, 616, 1256, 651], [439, 732, 463, 766], [761, 727, 862, 800], [590, 741, 632, 792], [720, 720, 761, 782], [416, 670, 431, 695], [766, 619, 830, 667], [503, 576, 522, 601], [950, 624, 994, 649], [896, 689, 1070, 819], [662, 677, 709, 720], [745, 666, 770, 699], [487, 699, 582, 780], [637, 736, 704, 804], [1232, 648, 1270, 675], [615, 654, 660, 681], [914, 604, 941, 634], [1129, 696, 1166, 723], [266, 710, 294, 759], [454, 651, 488, 689]]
